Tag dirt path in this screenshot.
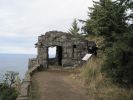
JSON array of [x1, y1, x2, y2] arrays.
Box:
[[31, 70, 89, 100]]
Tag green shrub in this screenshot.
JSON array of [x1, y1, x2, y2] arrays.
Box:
[[103, 35, 133, 86], [0, 84, 19, 100]]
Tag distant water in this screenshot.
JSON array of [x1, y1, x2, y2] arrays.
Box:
[[0, 54, 36, 78], [0, 54, 55, 79]]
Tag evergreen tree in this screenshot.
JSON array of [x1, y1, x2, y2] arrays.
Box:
[[104, 0, 133, 86], [84, 0, 127, 42], [69, 19, 80, 36], [83, 0, 133, 86]]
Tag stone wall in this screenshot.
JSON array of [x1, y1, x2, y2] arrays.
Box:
[[35, 31, 92, 68], [28, 58, 38, 69], [16, 59, 39, 100]]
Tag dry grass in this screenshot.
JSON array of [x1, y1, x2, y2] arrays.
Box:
[[81, 56, 133, 100]]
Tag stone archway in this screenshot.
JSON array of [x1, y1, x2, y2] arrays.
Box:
[[47, 45, 63, 67]]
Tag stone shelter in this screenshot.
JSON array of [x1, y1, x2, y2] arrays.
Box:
[[29, 31, 96, 69]]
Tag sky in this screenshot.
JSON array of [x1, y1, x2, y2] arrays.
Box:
[[0, 0, 97, 54]]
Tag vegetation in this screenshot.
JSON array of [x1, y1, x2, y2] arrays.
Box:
[[81, 56, 133, 100], [78, 0, 133, 99], [0, 85, 18, 100], [0, 71, 20, 100], [82, 0, 133, 86], [102, 0, 133, 86], [69, 19, 81, 37]]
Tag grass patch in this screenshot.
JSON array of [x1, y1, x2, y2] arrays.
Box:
[[81, 56, 133, 100]]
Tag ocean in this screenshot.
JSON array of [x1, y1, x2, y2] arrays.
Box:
[[0, 54, 36, 78]]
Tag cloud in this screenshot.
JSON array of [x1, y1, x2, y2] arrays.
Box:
[[0, 0, 98, 54], [0, 32, 18, 37]]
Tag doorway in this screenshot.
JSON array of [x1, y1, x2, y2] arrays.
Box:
[[57, 46, 62, 66], [48, 46, 62, 66]]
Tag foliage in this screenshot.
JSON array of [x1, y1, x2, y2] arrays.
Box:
[[83, 0, 127, 41], [103, 0, 133, 86], [0, 84, 18, 100], [103, 31, 133, 86], [86, 35, 105, 52], [4, 71, 19, 88], [83, 0, 133, 86], [69, 19, 80, 36], [0, 71, 20, 100]]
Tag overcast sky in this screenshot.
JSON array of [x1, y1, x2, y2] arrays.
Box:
[[0, 0, 97, 54]]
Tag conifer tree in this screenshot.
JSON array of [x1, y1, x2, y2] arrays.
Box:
[[69, 19, 80, 36], [83, 0, 133, 86], [84, 0, 127, 41]]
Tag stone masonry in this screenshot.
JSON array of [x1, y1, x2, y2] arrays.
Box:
[[34, 31, 96, 68]]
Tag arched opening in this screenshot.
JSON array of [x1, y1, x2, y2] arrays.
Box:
[[47, 46, 62, 66]]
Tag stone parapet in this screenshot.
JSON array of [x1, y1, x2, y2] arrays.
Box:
[[16, 60, 40, 100], [28, 58, 38, 69]]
